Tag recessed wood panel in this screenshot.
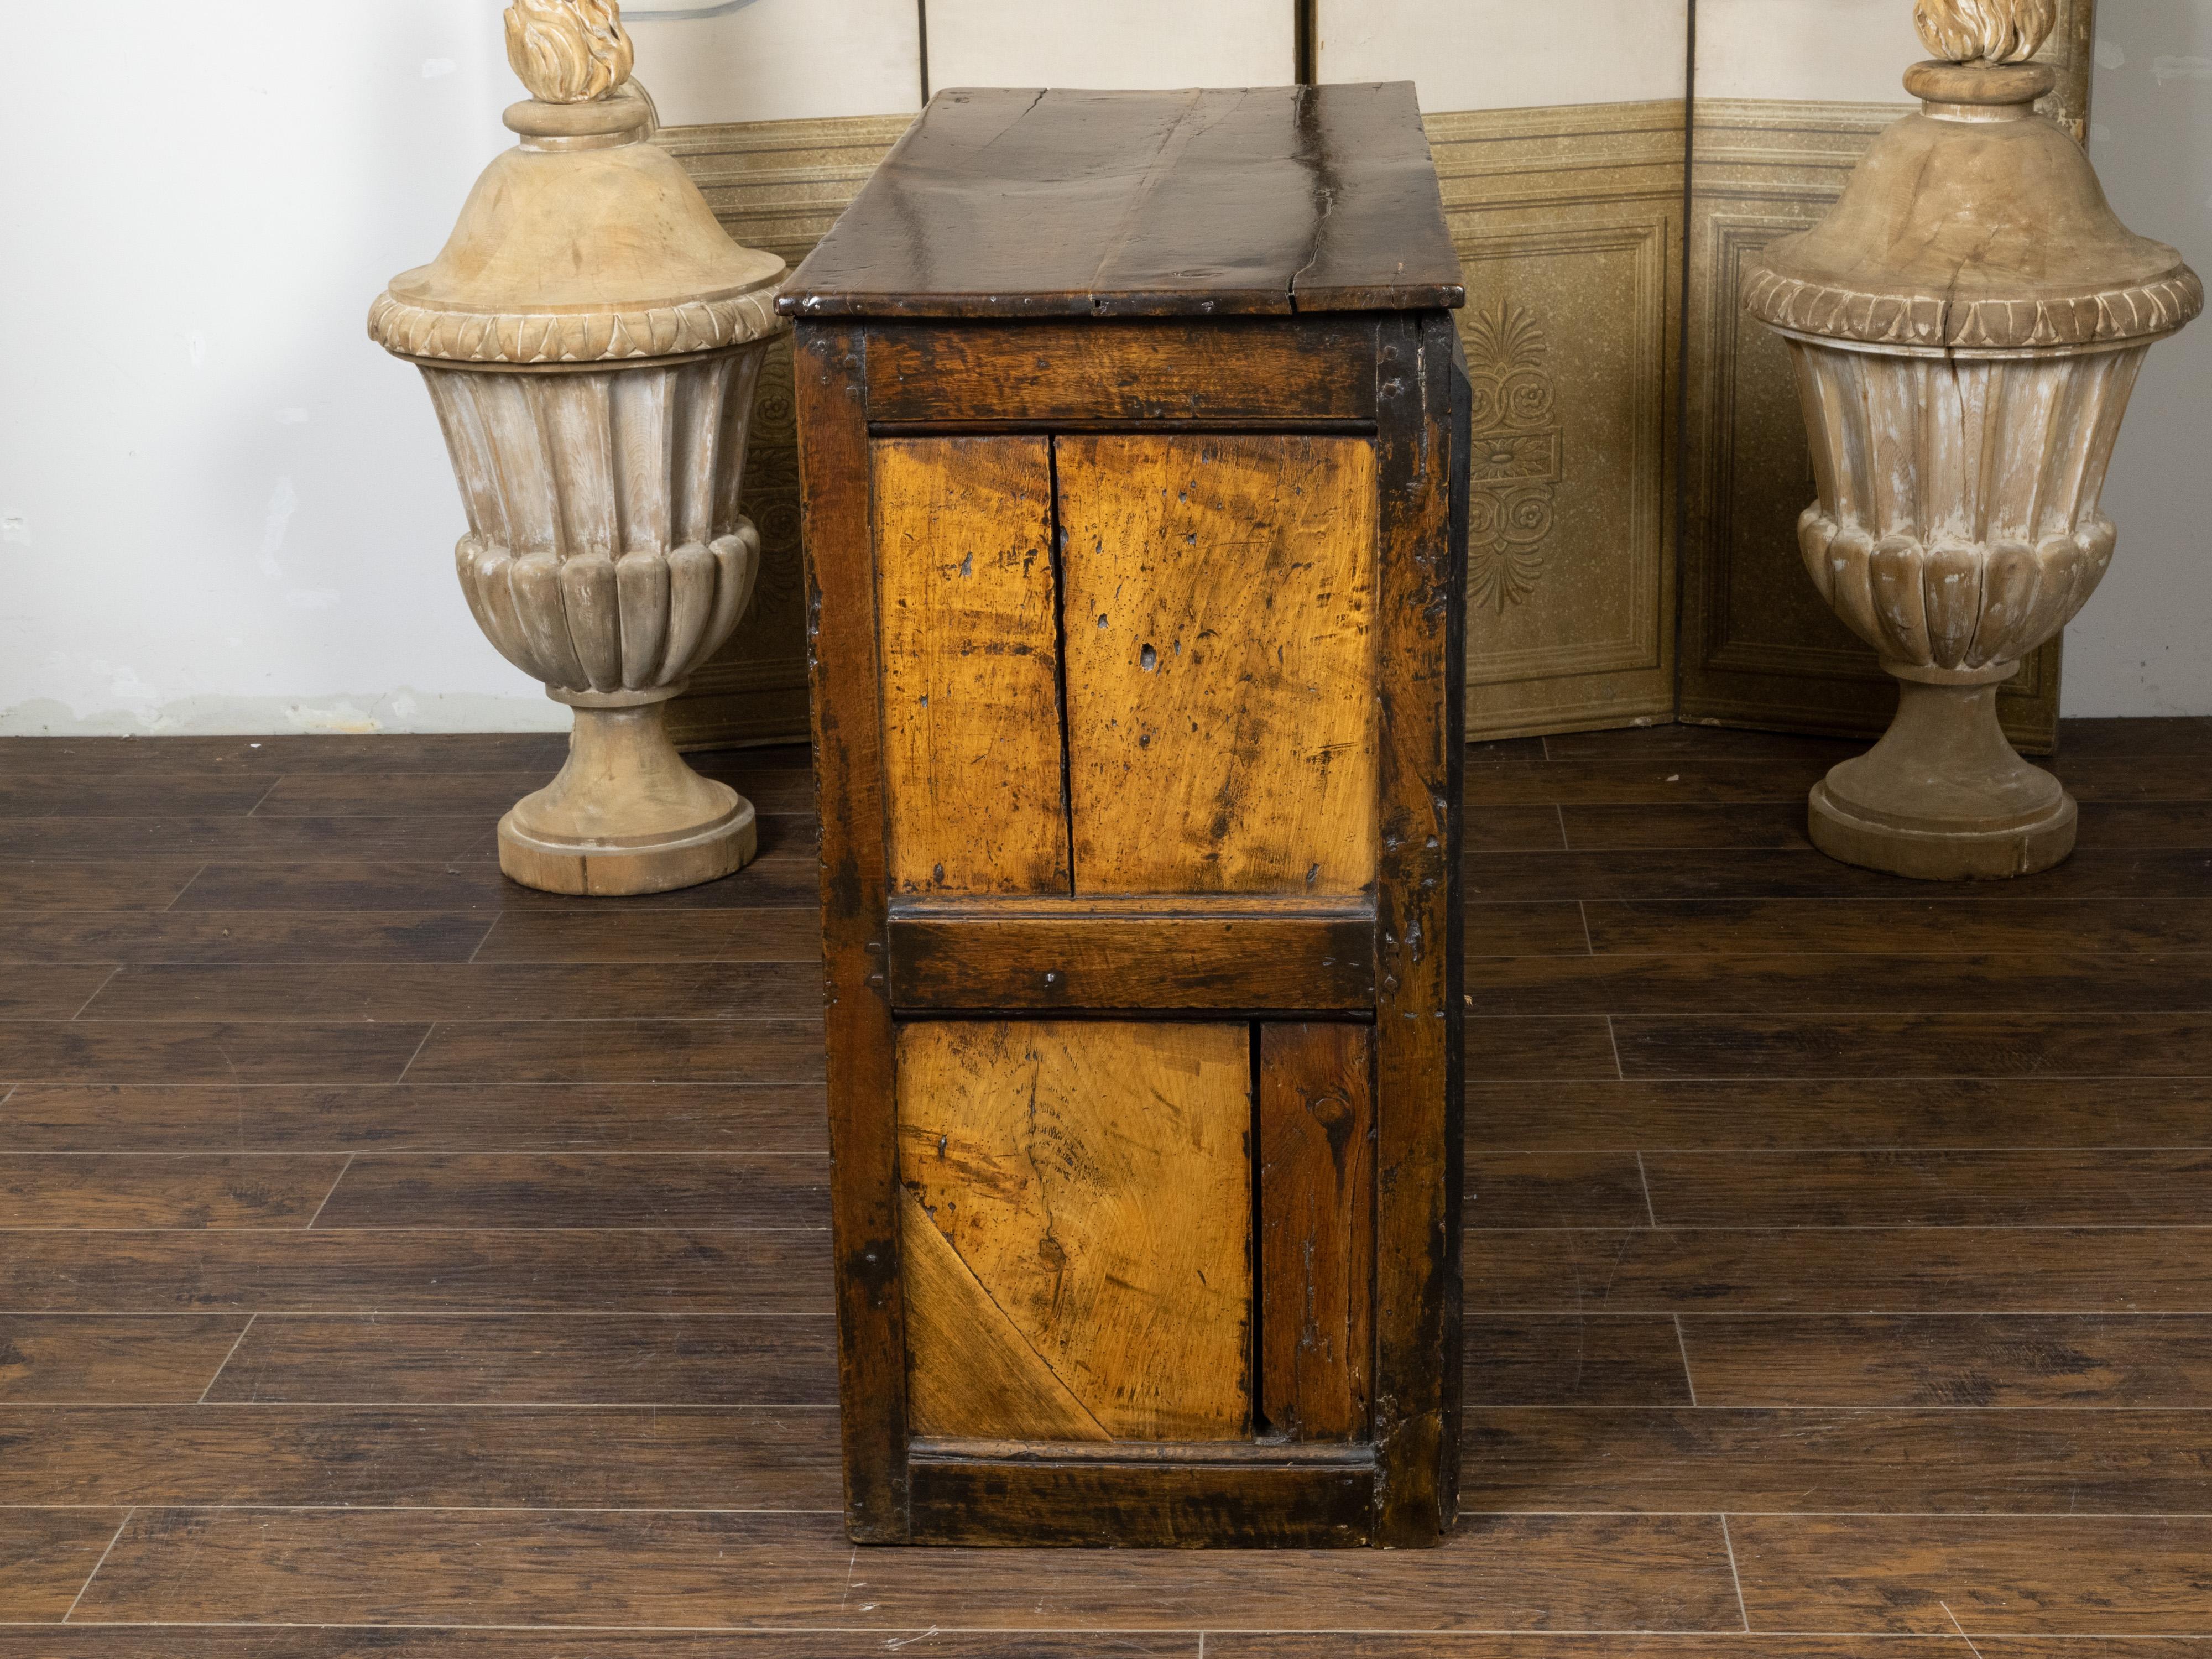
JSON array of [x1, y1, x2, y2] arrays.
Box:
[[896, 1019, 1251, 1441], [1056, 434, 1380, 895], [872, 436, 1070, 895], [1259, 1023, 1375, 1441]]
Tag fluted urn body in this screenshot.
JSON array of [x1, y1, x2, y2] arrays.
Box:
[[371, 1, 787, 894], [1742, 12, 2199, 880]]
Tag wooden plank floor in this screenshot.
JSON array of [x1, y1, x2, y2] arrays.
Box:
[[3, 721, 2211, 1653]]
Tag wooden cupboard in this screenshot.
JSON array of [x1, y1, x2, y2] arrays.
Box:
[[782, 83, 1469, 1547]]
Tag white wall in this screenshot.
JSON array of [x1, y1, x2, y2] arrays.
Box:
[[1694, 0, 1922, 103], [624, 0, 920, 126], [928, 0, 1292, 91], [2068, 0, 2212, 716], [0, 2, 564, 735], [1319, 0, 1688, 112]]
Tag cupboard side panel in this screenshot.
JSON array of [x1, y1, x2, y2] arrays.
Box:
[[896, 1019, 1254, 1442], [1056, 433, 1381, 896], [873, 436, 1071, 896]]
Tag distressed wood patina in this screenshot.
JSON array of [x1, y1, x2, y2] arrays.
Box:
[[787, 82, 1469, 1548]]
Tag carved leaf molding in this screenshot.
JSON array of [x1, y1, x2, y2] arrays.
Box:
[[1462, 301, 1562, 613]]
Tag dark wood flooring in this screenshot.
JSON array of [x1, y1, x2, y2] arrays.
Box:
[[3, 720, 2211, 1653]]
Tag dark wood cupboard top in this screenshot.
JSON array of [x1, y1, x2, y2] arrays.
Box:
[[778, 83, 1465, 321]]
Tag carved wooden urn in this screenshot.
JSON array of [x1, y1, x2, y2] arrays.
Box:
[[1743, 0, 2201, 879], [371, 0, 787, 894]]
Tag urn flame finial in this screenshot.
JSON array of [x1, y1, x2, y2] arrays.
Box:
[[504, 0, 635, 104], [1913, 0, 2058, 65]]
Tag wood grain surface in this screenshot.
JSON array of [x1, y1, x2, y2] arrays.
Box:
[[1057, 434, 1379, 895], [887, 895, 1375, 1011], [896, 1020, 1251, 1441], [872, 436, 1069, 897], [6, 720, 2212, 1641], [1259, 1022, 1374, 1441], [779, 85, 1462, 320]]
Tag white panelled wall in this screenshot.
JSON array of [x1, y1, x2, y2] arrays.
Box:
[[624, 0, 921, 126], [1318, 0, 1687, 112], [0, 0, 2202, 732], [1693, 0, 1924, 102]]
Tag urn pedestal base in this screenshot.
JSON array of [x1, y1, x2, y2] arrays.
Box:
[[498, 687, 758, 897], [1808, 663, 2075, 881]]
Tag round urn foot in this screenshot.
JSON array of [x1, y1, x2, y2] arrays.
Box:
[[1808, 778, 2075, 881], [496, 692, 759, 897], [1807, 665, 2075, 881]]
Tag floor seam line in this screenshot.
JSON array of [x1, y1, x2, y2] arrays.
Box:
[[1718, 1512, 1749, 1632], [1943, 1600, 1987, 1657], [305, 1157, 354, 1230], [199, 1314, 259, 1404], [61, 1507, 134, 1623], [395, 1026, 438, 1083], [465, 917, 500, 966], [68, 966, 123, 1021], [163, 862, 210, 913]]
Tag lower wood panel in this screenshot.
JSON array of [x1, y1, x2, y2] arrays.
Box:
[[1259, 1022, 1375, 1441], [896, 1020, 1252, 1441], [906, 1447, 1374, 1548], [0, 1637, 2197, 1659]]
